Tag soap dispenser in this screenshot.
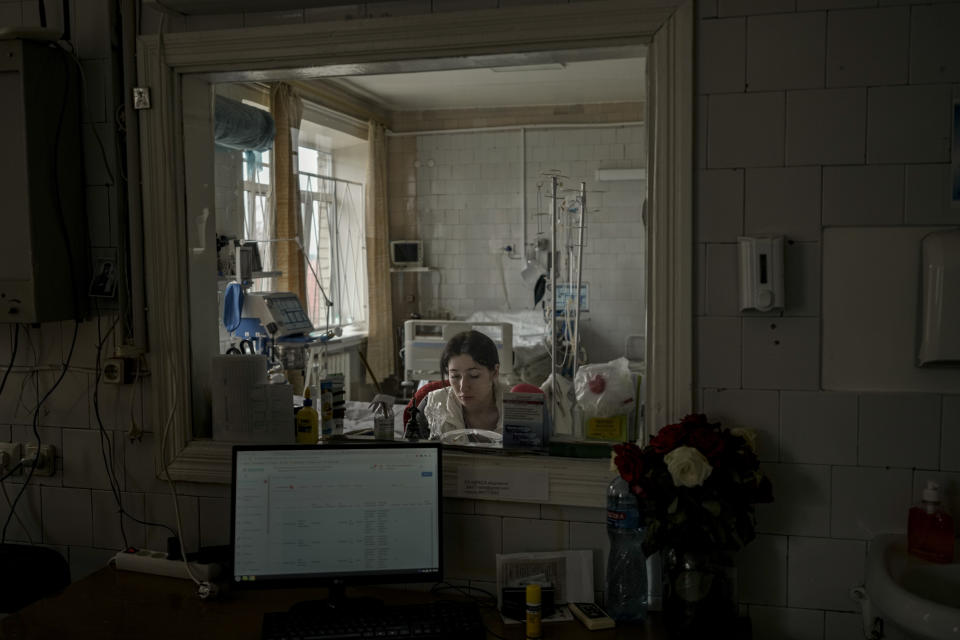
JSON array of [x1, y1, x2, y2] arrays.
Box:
[[907, 480, 955, 564]]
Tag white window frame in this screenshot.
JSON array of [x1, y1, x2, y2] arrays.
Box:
[[136, 0, 692, 506]]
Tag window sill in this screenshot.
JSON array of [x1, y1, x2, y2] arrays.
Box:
[[163, 440, 609, 508]]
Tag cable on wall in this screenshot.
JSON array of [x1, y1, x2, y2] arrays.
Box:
[[2, 45, 84, 543], [92, 302, 177, 549]]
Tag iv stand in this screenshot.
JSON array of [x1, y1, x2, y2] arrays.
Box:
[[571, 181, 587, 378], [550, 175, 559, 430]]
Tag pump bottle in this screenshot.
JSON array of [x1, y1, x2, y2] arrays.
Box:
[[907, 480, 954, 564], [295, 387, 320, 444]]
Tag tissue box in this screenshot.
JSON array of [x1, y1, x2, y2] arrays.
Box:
[[502, 392, 548, 449]]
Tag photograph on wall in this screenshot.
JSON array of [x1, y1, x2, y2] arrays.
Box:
[[89, 257, 118, 298]]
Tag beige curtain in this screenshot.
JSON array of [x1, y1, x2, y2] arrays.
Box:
[[270, 83, 307, 306], [364, 121, 394, 382]]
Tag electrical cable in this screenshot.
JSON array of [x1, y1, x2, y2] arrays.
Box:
[[1, 45, 82, 544], [92, 303, 177, 548], [0, 324, 19, 399], [148, 13, 215, 599], [0, 475, 33, 545]]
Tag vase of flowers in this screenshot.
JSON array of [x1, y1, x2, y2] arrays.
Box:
[[612, 414, 773, 639]]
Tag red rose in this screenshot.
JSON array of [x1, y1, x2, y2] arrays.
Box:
[[686, 426, 725, 461], [649, 422, 686, 453], [613, 443, 644, 486]]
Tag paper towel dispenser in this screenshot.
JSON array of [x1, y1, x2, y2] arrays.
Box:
[[917, 229, 960, 366]]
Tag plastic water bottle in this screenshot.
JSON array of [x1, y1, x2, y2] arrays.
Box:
[[606, 474, 648, 622]]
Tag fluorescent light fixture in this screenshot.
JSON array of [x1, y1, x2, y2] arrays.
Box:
[[490, 63, 566, 73]]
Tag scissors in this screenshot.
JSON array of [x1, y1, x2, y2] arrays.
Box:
[[226, 339, 255, 355]]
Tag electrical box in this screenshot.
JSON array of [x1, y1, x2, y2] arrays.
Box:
[[0, 38, 88, 323], [738, 236, 784, 312]]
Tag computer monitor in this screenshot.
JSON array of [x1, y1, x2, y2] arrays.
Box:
[[231, 442, 442, 608]]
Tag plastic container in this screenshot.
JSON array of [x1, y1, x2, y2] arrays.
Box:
[[908, 480, 955, 564], [295, 387, 319, 444], [370, 394, 396, 441], [605, 474, 648, 622]]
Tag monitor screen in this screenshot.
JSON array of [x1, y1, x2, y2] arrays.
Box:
[[231, 443, 442, 588], [390, 240, 422, 266]]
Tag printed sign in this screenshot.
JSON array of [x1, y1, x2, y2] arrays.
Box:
[[455, 466, 549, 501]]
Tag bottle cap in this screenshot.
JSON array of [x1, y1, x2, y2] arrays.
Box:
[[922, 480, 940, 503], [525, 583, 541, 605]]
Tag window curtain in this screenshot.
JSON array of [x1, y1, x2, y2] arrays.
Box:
[[364, 121, 394, 382], [270, 83, 307, 306]]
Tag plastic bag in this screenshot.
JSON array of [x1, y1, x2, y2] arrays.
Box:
[[574, 357, 635, 419]]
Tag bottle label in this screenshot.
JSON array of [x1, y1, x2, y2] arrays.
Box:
[[526, 604, 541, 639], [607, 508, 640, 529]]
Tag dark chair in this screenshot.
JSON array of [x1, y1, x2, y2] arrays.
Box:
[[0, 543, 71, 613], [402, 379, 450, 427]]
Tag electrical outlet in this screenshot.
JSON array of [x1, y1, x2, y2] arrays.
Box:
[[23, 443, 56, 477], [103, 357, 125, 384], [0, 443, 22, 476]]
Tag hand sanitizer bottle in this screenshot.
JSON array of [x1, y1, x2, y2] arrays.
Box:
[[907, 480, 955, 564]]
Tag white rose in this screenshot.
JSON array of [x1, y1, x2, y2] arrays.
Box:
[[664, 446, 712, 488], [730, 428, 758, 455]]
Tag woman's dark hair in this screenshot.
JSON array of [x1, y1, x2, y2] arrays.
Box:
[[440, 330, 499, 376]]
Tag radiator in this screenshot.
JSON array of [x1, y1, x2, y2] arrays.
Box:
[[304, 343, 358, 400]]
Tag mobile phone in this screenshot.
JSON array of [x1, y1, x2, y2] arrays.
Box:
[[568, 602, 616, 630]]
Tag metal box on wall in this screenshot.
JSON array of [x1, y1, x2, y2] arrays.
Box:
[[0, 38, 88, 323]]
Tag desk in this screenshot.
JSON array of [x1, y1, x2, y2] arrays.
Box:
[[0, 568, 665, 639]]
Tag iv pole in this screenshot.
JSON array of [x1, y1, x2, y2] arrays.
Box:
[[550, 174, 559, 428]]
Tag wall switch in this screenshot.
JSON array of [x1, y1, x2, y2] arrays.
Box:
[[23, 443, 56, 476], [0, 443, 22, 476]]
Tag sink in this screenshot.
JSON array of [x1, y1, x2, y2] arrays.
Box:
[[859, 533, 960, 640]]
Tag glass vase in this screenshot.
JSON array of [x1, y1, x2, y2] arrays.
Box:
[[661, 547, 738, 639]]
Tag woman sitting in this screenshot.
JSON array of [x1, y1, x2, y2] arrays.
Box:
[[419, 330, 506, 436]]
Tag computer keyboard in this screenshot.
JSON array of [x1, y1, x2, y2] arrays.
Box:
[[261, 600, 487, 640]]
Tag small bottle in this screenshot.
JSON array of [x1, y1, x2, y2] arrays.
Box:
[[319, 381, 334, 438], [525, 583, 542, 640], [372, 394, 396, 441], [908, 480, 955, 564], [605, 474, 648, 622], [295, 387, 319, 444]]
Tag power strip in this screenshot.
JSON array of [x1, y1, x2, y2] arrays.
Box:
[[110, 548, 220, 582]]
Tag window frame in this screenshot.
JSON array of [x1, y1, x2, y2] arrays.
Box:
[[136, 0, 692, 506]]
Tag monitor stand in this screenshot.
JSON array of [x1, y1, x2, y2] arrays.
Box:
[[288, 582, 383, 615]]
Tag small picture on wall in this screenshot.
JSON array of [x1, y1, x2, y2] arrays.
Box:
[[89, 257, 118, 298], [953, 98, 960, 207]]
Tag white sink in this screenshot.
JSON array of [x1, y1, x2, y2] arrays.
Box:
[[859, 533, 960, 640]]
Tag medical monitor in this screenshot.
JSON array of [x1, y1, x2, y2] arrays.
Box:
[[390, 240, 423, 268], [231, 443, 442, 600]]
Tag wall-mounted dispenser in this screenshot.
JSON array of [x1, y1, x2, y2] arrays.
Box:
[[738, 236, 784, 312], [917, 229, 960, 366]]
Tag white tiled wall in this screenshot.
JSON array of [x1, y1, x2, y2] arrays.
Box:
[[414, 125, 645, 363], [4, 1, 960, 633], [698, 1, 960, 636]]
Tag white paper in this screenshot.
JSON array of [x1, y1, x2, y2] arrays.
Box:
[[211, 355, 293, 443], [455, 465, 548, 501], [495, 549, 594, 612]]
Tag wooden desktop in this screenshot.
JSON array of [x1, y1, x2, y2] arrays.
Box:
[[0, 567, 665, 639]]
